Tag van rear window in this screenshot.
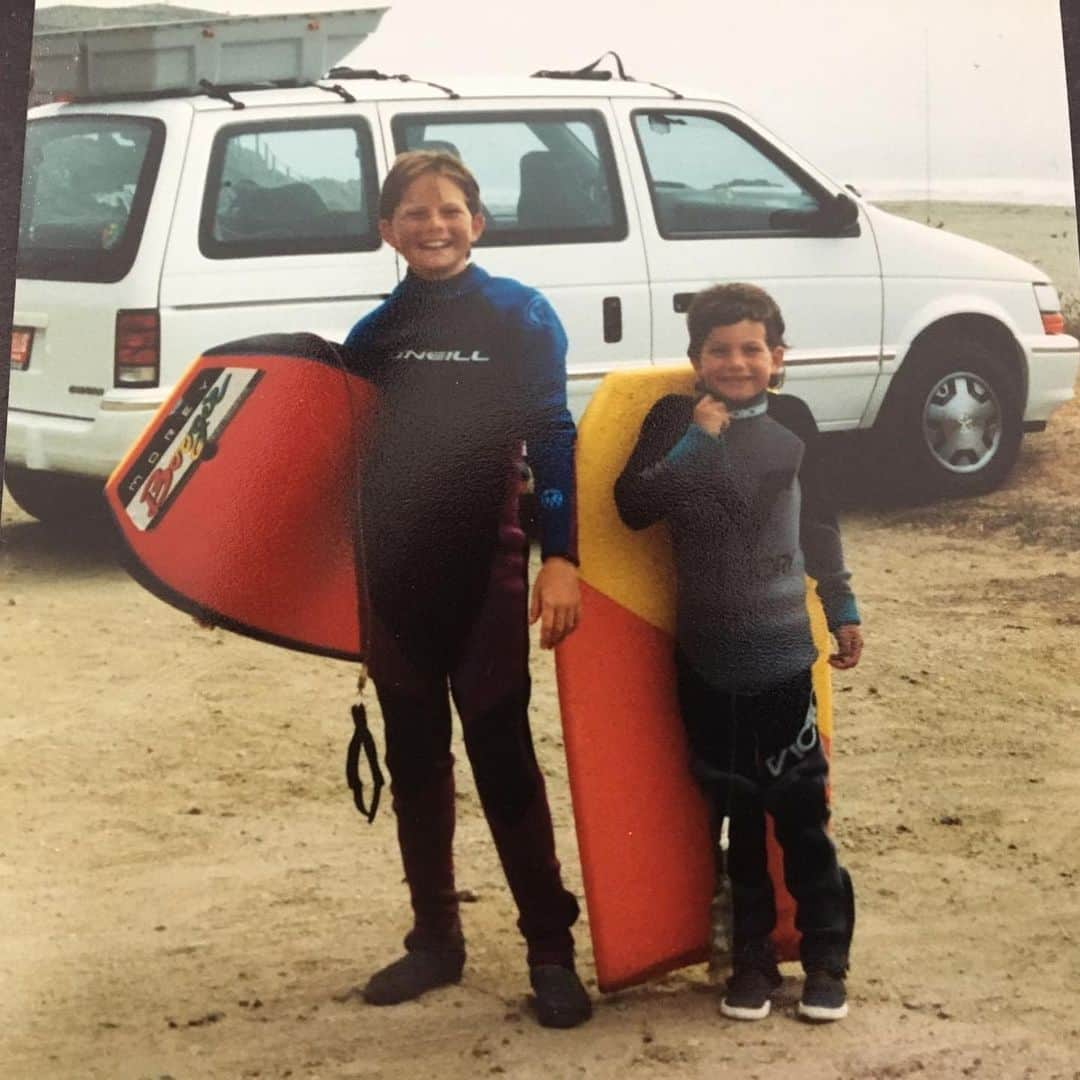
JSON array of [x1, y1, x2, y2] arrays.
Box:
[[17, 115, 165, 283]]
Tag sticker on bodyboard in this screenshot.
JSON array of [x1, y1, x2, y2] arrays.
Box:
[[115, 367, 262, 530]]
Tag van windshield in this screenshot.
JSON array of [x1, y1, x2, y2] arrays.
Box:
[[17, 115, 165, 283]]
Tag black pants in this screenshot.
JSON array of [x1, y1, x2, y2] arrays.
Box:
[[368, 494, 579, 968], [676, 654, 853, 971]]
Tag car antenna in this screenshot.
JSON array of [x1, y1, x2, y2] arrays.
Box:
[[532, 51, 683, 99], [325, 67, 460, 100]]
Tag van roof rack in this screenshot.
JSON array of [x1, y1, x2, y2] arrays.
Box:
[[532, 51, 683, 99], [40, 77, 367, 108], [31, 7, 387, 102], [325, 67, 459, 99]]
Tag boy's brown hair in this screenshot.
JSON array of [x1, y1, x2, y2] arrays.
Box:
[[686, 282, 789, 356], [378, 149, 482, 220]]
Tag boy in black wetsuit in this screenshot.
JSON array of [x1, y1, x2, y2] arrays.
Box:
[[614, 283, 863, 1023], [342, 151, 590, 1028]]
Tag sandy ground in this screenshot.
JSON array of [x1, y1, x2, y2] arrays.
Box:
[[3, 202, 1080, 1079]]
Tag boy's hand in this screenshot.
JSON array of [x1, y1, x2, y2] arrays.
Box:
[[692, 395, 731, 437], [829, 624, 863, 670], [530, 556, 581, 650]]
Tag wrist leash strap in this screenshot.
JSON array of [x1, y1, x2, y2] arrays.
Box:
[[328, 339, 384, 825], [345, 668, 384, 824]]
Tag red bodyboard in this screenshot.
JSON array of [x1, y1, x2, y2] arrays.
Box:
[[104, 335, 375, 660]]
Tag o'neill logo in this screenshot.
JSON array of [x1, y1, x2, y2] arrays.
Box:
[[119, 366, 262, 531], [392, 348, 490, 362]]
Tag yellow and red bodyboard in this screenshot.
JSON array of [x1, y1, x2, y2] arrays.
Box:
[[555, 367, 835, 992]]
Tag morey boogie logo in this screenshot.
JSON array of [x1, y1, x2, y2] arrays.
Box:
[[118, 366, 262, 531]]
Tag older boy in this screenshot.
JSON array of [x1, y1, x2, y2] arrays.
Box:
[[342, 151, 590, 1028], [614, 283, 861, 1022]]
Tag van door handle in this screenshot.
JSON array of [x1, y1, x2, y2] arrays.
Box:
[[602, 296, 622, 343], [673, 292, 695, 313]]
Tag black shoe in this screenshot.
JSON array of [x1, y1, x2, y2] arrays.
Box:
[[529, 964, 592, 1029], [362, 946, 465, 1006], [798, 968, 848, 1022], [721, 941, 782, 1021]]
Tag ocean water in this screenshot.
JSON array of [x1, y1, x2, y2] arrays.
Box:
[[855, 177, 1076, 207]]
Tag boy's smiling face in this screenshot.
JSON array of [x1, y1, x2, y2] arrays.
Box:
[[691, 319, 784, 405], [379, 171, 485, 280]]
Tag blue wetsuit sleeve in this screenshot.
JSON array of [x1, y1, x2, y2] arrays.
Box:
[[614, 398, 729, 530], [517, 294, 577, 562], [342, 305, 385, 378]]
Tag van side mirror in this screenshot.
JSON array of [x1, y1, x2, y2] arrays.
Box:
[[828, 191, 859, 230], [769, 191, 859, 235]]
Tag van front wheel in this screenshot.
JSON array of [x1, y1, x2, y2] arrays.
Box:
[[884, 337, 1023, 499], [3, 467, 107, 527]]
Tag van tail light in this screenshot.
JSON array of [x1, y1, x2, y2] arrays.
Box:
[[115, 309, 160, 387], [1041, 311, 1065, 335]]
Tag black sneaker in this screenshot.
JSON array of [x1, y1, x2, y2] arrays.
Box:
[[529, 964, 592, 1029], [798, 968, 848, 1022], [362, 946, 465, 1006], [721, 942, 782, 1021]]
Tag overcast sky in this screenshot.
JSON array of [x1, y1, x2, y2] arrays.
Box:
[[33, 0, 1077, 201]]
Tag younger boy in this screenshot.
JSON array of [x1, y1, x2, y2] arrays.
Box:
[[342, 151, 590, 1028], [614, 283, 862, 1022]]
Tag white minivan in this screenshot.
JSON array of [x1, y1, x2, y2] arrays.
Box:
[[7, 17, 1078, 524]]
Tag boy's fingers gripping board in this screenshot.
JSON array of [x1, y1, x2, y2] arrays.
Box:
[[104, 334, 377, 661], [554, 367, 834, 993]]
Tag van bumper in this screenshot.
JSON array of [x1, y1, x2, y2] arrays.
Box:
[[1025, 334, 1079, 423], [5, 392, 166, 479]]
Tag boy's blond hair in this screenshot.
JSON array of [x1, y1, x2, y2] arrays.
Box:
[[378, 149, 482, 220]]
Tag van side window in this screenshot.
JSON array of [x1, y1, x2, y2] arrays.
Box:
[[633, 111, 824, 238], [392, 111, 627, 246], [200, 119, 380, 258]]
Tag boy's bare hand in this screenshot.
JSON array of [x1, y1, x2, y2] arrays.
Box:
[[530, 556, 581, 650], [829, 624, 863, 669], [692, 395, 731, 436]]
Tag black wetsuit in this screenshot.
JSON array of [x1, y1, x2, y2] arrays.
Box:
[[614, 391, 858, 971], [343, 264, 579, 966]]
